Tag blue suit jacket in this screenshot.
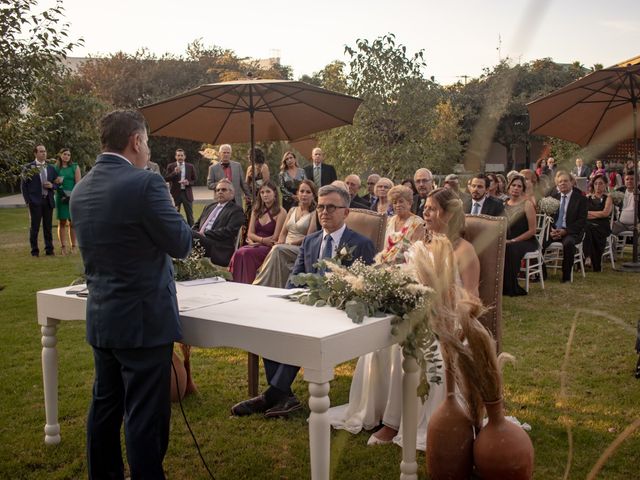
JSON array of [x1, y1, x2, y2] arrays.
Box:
[[70, 154, 193, 348], [20, 162, 58, 208], [287, 227, 376, 287]]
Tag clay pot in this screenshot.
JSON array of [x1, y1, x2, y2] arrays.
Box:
[[473, 398, 534, 480], [426, 369, 474, 479], [170, 352, 187, 402]]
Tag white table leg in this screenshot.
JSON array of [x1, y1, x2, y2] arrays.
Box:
[[41, 322, 61, 445], [308, 381, 330, 480], [400, 353, 419, 480]]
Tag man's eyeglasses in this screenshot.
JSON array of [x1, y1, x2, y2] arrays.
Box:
[[316, 204, 346, 213]]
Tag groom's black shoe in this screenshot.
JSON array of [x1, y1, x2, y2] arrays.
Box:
[[264, 395, 302, 418], [231, 395, 270, 416]]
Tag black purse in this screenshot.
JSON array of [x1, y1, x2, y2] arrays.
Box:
[[59, 189, 71, 204]]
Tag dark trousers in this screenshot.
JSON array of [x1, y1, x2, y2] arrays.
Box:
[[174, 190, 193, 226], [263, 358, 299, 400], [28, 200, 54, 255], [87, 344, 173, 480], [544, 234, 578, 281]]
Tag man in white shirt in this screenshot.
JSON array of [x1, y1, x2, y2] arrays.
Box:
[[613, 171, 639, 235]]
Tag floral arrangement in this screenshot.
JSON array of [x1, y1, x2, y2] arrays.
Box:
[[538, 196, 560, 216], [289, 254, 442, 393], [608, 190, 625, 206], [172, 240, 232, 282]]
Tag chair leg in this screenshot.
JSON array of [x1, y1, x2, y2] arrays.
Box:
[[524, 260, 530, 293], [248, 352, 260, 397]]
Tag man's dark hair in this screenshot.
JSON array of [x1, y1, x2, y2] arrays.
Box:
[[625, 170, 635, 178], [33, 144, 45, 155], [472, 173, 490, 188], [175, 148, 185, 154], [100, 110, 147, 152]]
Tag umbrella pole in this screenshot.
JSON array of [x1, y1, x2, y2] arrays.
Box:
[[249, 86, 256, 204], [621, 93, 640, 271]]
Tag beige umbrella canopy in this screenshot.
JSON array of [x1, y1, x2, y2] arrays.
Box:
[[527, 55, 640, 267], [139, 78, 362, 145]]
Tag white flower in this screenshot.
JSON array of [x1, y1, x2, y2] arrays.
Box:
[[340, 247, 347, 256]]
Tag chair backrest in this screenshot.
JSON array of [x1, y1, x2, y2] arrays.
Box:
[[345, 208, 387, 253], [535, 213, 546, 234], [462, 214, 507, 351], [536, 215, 551, 244]]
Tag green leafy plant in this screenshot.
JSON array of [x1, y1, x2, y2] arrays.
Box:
[[172, 241, 231, 282]]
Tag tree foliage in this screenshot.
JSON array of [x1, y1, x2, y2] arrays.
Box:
[[0, 0, 82, 185], [317, 34, 462, 180]]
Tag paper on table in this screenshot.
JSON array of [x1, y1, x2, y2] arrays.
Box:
[[177, 277, 226, 286], [178, 294, 237, 312]]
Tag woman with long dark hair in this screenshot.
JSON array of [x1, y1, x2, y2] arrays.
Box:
[[229, 181, 286, 283], [53, 148, 81, 254]]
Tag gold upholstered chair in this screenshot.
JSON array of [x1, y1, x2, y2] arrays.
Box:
[[462, 214, 507, 351], [345, 208, 387, 252]]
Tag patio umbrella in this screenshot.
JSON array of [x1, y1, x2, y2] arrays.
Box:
[[139, 77, 362, 197], [527, 55, 640, 268]]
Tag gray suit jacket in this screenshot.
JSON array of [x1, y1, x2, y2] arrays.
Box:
[[70, 153, 193, 348], [207, 161, 250, 206]]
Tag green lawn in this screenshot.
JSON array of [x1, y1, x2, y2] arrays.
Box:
[[0, 206, 639, 479]]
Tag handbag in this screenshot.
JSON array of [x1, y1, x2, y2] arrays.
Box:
[[59, 189, 71, 204]]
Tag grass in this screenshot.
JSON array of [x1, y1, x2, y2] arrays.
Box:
[[0, 205, 639, 479]]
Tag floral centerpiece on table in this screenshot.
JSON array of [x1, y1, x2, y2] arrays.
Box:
[[172, 240, 232, 282], [608, 189, 625, 206], [289, 255, 442, 393], [538, 196, 560, 216]]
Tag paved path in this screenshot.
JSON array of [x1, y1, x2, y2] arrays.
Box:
[[0, 186, 214, 208]]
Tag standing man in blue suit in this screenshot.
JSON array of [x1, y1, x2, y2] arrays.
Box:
[[20, 144, 59, 256], [231, 184, 375, 419], [70, 110, 192, 479]]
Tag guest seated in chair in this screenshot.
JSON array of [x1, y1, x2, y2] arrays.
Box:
[[463, 173, 505, 217], [543, 171, 588, 282], [192, 179, 246, 267], [371, 177, 394, 216], [613, 171, 640, 235], [584, 174, 612, 272], [253, 180, 318, 288], [376, 185, 425, 264], [231, 185, 376, 419], [502, 175, 537, 296], [229, 181, 286, 284]]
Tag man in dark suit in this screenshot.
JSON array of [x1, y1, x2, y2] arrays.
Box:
[[231, 185, 375, 419], [362, 173, 380, 208], [20, 144, 59, 256], [164, 148, 197, 226], [543, 171, 588, 282], [192, 179, 246, 266], [70, 110, 192, 479], [206, 144, 251, 206], [411, 168, 434, 215], [571, 157, 591, 178], [304, 147, 337, 187], [463, 173, 505, 216], [344, 174, 370, 209]]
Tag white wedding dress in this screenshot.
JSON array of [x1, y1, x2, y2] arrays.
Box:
[[327, 340, 446, 451]]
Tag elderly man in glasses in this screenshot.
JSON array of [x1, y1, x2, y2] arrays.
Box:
[[192, 179, 246, 266], [231, 184, 375, 419], [411, 168, 435, 215]]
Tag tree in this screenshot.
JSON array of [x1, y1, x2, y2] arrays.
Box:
[[318, 34, 462, 180], [0, 0, 82, 185]]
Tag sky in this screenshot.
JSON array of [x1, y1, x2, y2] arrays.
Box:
[[39, 0, 640, 85]]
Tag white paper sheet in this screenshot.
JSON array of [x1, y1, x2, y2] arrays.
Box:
[[178, 294, 237, 312], [177, 277, 227, 286]]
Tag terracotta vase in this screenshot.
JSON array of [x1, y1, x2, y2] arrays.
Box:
[[473, 398, 534, 480], [426, 369, 474, 479], [170, 352, 187, 402]]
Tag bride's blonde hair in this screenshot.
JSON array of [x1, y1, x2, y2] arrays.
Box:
[[427, 188, 465, 243]]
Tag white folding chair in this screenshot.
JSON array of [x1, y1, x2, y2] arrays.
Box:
[[602, 234, 617, 269], [612, 205, 633, 258], [543, 216, 586, 281], [520, 215, 549, 292]]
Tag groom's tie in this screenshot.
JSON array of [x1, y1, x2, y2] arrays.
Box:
[[321, 234, 333, 260]]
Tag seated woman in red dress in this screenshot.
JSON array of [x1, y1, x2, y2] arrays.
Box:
[[229, 181, 286, 283]]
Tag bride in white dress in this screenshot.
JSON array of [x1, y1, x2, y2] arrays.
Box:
[[328, 187, 480, 450]]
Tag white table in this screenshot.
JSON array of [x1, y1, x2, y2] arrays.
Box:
[[37, 281, 422, 480]]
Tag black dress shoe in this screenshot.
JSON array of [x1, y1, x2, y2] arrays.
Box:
[[231, 395, 270, 416], [264, 395, 302, 418]]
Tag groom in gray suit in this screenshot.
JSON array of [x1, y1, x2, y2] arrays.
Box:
[[206, 144, 250, 206], [70, 110, 192, 479]]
